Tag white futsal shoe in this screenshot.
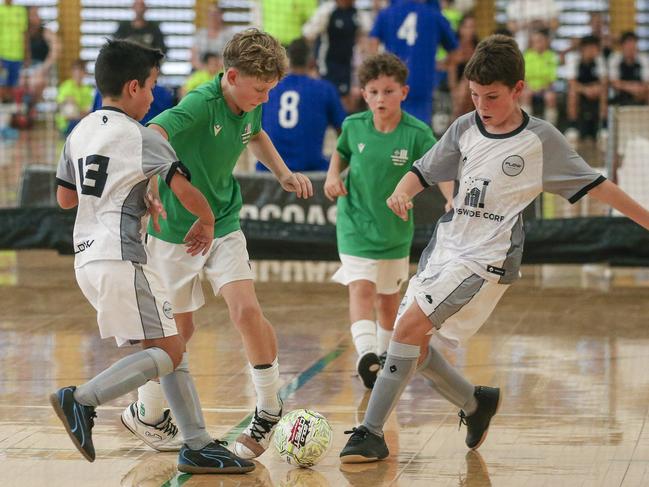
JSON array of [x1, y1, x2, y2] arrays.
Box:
[[121, 402, 183, 452], [233, 400, 283, 459]]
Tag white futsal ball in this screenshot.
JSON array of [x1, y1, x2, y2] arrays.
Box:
[[273, 409, 333, 468]]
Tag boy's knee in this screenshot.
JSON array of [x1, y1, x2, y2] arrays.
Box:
[[230, 302, 263, 330], [155, 335, 185, 369]]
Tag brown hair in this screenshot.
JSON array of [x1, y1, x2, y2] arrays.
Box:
[[222, 28, 287, 81], [463, 34, 524, 88], [358, 53, 408, 88]]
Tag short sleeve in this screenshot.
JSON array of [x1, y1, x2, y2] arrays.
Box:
[[414, 127, 437, 160], [369, 10, 385, 41], [55, 139, 76, 190], [411, 115, 470, 186], [438, 14, 459, 52], [336, 119, 352, 161], [139, 125, 189, 186], [540, 123, 605, 202], [148, 90, 210, 140]]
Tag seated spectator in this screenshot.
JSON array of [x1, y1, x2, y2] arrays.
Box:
[[446, 13, 478, 119], [22, 6, 60, 104], [506, 0, 560, 51], [0, 0, 28, 103], [565, 35, 607, 146], [56, 59, 93, 136], [190, 3, 236, 70], [114, 0, 166, 54], [181, 52, 222, 98], [608, 31, 649, 106], [521, 28, 558, 125], [257, 37, 347, 172], [302, 0, 371, 113]]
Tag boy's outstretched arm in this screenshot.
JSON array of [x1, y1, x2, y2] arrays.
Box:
[[588, 180, 649, 230], [249, 130, 314, 199], [387, 171, 426, 221], [168, 172, 215, 256], [57, 186, 78, 209]]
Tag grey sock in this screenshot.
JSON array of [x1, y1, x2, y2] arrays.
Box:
[[417, 345, 477, 414], [74, 347, 173, 407], [160, 353, 212, 450], [362, 340, 419, 436]]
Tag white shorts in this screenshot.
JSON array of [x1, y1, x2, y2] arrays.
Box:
[[75, 260, 178, 347], [146, 230, 254, 313], [395, 262, 509, 349], [332, 254, 409, 294]]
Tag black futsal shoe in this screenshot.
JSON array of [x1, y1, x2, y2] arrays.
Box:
[[458, 386, 500, 450]]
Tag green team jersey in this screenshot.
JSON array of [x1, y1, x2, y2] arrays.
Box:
[[147, 73, 262, 243], [336, 110, 436, 259]]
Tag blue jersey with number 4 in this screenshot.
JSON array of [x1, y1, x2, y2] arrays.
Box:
[[371, 0, 457, 100], [258, 73, 347, 172]]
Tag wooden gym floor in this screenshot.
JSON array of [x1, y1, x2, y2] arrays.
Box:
[[1, 250, 649, 486]]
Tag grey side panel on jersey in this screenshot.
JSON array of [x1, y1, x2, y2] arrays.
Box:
[[417, 209, 454, 274], [499, 215, 525, 284], [132, 262, 165, 339], [120, 180, 149, 263], [55, 139, 76, 187], [528, 117, 604, 202], [137, 122, 180, 181], [74, 347, 173, 407], [428, 273, 485, 329], [413, 112, 475, 186]]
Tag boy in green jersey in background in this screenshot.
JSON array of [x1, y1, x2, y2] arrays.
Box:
[[120, 28, 313, 459], [325, 53, 452, 389]]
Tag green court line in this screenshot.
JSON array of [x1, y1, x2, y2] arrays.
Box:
[[160, 345, 346, 487]]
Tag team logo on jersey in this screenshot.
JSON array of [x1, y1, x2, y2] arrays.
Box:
[[241, 123, 252, 144], [502, 155, 525, 176], [391, 149, 409, 166], [101, 115, 108, 125], [162, 301, 173, 319], [214, 124, 222, 136], [464, 177, 490, 208], [357, 143, 366, 153]]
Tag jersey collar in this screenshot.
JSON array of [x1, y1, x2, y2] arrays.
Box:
[[100, 106, 128, 116], [474, 110, 530, 139]]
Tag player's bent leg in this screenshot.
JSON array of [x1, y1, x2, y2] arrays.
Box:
[[376, 292, 401, 367], [349, 280, 381, 389], [174, 312, 196, 343]]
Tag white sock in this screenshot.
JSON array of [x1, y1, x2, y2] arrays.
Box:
[[376, 323, 393, 356], [250, 357, 281, 415], [351, 319, 377, 357], [136, 380, 167, 425]]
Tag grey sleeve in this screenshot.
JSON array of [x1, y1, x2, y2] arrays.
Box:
[[139, 125, 189, 186], [411, 113, 472, 187], [538, 122, 606, 203], [55, 139, 76, 190]]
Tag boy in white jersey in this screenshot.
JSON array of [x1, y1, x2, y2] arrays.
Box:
[[50, 39, 254, 474], [340, 34, 649, 463]]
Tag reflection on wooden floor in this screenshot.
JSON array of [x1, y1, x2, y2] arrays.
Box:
[[2, 250, 649, 486]]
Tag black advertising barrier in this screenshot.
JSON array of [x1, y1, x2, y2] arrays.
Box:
[[5, 168, 649, 265]]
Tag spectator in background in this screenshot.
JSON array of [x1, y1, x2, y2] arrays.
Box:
[[506, 0, 559, 51], [521, 28, 558, 125], [369, 0, 458, 125], [23, 6, 60, 103], [261, 0, 317, 46], [257, 37, 346, 172], [302, 0, 371, 112], [91, 82, 174, 125], [608, 31, 649, 106], [56, 59, 93, 136], [589, 11, 611, 59], [446, 13, 478, 119], [181, 52, 222, 98], [0, 0, 29, 103], [190, 3, 236, 71], [114, 0, 167, 54], [565, 35, 607, 147]]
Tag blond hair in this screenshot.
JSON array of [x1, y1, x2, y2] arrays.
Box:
[[222, 28, 288, 81]]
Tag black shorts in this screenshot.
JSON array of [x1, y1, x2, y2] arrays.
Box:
[[324, 63, 352, 96]]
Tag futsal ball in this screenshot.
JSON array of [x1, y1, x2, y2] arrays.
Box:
[[273, 409, 333, 467]]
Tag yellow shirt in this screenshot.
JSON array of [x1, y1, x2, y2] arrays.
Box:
[[56, 79, 94, 131], [524, 49, 558, 91], [0, 4, 28, 61], [183, 70, 214, 94], [262, 0, 317, 45]]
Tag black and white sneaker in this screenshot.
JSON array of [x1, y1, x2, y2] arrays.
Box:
[[178, 440, 255, 474], [357, 352, 381, 389], [50, 386, 97, 462], [121, 402, 182, 451], [339, 426, 389, 463], [233, 402, 282, 459], [458, 386, 501, 450]]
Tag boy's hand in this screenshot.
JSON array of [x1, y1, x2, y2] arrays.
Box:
[[183, 220, 214, 256], [324, 173, 347, 201], [279, 172, 314, 199], [387, 192, 413, 221], [145, 192, 167, 232]]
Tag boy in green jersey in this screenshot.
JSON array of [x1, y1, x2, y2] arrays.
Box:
[[325, 53, 452, 389], [120, 29, 313, 459]]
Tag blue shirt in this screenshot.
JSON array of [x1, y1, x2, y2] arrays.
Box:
[[371, 0, 457, 100], [258, 73, 347, 172], [92, 84, 175, 124]]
